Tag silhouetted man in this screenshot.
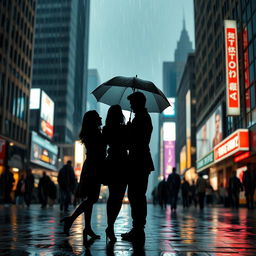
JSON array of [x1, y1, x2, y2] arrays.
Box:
[[243, 164, 255, 209], [167, 168, 181, 211], [121, 91, 154, 244], [58, 160, 76, 211], [228, 171, 243, 209]]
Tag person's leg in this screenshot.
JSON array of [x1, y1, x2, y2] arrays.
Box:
[[127, 172, 149, 230], [107, 183, 127, 228]]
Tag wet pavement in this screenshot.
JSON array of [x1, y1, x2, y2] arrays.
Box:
[[0, 204, 256, 256]]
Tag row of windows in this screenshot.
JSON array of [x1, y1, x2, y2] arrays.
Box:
[[35, 36, 70, 44], [35, 26, 69, 34], [34, 46, 69, 54], [33, 67, 68, 75], [33, 57, 69, 65]]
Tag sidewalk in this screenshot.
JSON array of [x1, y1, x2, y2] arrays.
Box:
[[0, 204, 256, 255]]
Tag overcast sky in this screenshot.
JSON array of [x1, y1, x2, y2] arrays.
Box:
[[88, 0, 195, 89]]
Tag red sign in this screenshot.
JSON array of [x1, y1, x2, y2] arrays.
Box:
[[214, 129, 249, 162], [234, 152, 250, 163], [0, 139, 6, 165], [224, 20, 240, 115]]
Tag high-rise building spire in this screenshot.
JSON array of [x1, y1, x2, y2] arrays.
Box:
[[183, 8, 186, 30]]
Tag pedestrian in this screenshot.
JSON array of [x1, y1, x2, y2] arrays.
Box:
[[61, 110, 106, 241], [189, 180, 197, 207], [24, 168, 34, 207], [196, 174, 207, 209], [58, 160, 76, 212], [181, 177, 190, 208], [228, 171, 243, 209], [15, 173, 26, 206], [102, 104, 129, 243], [167, 167, 181, 211], [48, 177, 57, 207], [218, 183, 228, 206], [242, 164, 256, 209], [38, 171, 51, 208], [121, 92, 154, 244], [157, 178, 168, 209], [0, 167, 15, 205], [206, 181, 214, 205], [151, 186, 158, 205]]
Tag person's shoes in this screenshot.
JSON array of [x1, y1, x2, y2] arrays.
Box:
[[83, 228, 101, 241], [105, 227, 117, 243], [60, 216, 73, 235], [121, 228, 145, 243]]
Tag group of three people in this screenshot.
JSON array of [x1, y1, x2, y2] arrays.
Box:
[[61, 91, 154, 244]]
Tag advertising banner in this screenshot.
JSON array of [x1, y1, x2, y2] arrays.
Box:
[[0, 139, 6, 165], [224, 20, 240, 116], [30, 131, 58, 171], [40, 91, 54, 139], [196, 105, 223, 160], [214, 129, 249, 162], [186, 90, 191, 168], [164, 141, 175, 178], [29, 88, 41, 109]]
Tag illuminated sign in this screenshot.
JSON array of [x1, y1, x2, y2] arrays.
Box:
[[40, 91, 54, 139], [30, 131, 58, 171], [214, 129, 249, 162], [74, 140, 85, 179], [29, 88, 41, 109], [234, 152, 250, 163], [163, 98, 175, 117], [196, 151, 214, 170], [224, 20, 240, 116], [163, 122, 176, 178], [0, 139, 6, 165], [186, 90, 191, 168], [196, 105, 223, 160]]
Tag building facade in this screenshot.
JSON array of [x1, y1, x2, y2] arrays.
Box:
[[32, 0, 90, 144], [0, 0, 36, 178], [194, 0, 256, 197], [176, 54, 197, 182]]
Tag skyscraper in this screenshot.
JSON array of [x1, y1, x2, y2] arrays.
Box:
[[32, 0, 90, 143], [0, 0, 36, 173]]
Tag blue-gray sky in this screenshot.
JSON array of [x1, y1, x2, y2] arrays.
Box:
[[88, 0, 195, 89]]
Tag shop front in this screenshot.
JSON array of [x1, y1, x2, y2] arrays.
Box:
[[197, 129, 250, 203]]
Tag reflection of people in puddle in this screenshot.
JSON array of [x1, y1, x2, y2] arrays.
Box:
[[105, 242, 146, 256]]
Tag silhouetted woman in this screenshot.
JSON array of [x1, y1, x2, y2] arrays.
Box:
[[102, 105, 128, 242], [61, 110, 106, 240]]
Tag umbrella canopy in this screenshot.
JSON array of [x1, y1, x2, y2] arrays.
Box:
[[91, 76, 170, 113]]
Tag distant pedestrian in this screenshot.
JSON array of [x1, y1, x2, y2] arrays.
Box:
[[15, 173, 26, 205], [151, 186, 158, 205], [48, 177, 57, 207], [228, 171, 243, 209], [196, 175, 207, 209], [218, 183, 228, 206], [181, 178, 190, 208], [189, 180, 197, 207], [58, 160, 76, 212], [24, 168, 34, 207], [38, 171, 51, 208], [0, 167, 15, 205], [167, 167, 181, 211], [157, 178, 168, 209], [206, 182, 214, 205], [243, 164, 256, 209]]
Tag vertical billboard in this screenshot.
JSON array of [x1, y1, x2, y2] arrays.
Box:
[[163, 122, 176, 179], [196, 105, 223, 160], [39, 91, 54, 139], [224, 20, 240, 116], [163, 98, 175, 117], [29, 88, 41, 109], [186, 90, 191, 168]]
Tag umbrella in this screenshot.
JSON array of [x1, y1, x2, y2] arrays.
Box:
[[91, 76, 171, 113]]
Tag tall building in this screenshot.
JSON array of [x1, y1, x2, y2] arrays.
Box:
[[87, 69, 100, 111], [194, 0, 256, 192], [32, 0, 90, 144], [0, 1, 36, 175], [160, 18, 193, 178]]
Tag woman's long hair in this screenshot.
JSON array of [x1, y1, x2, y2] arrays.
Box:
[[105, 105, 125, 127], [79, 110, 100, 145]]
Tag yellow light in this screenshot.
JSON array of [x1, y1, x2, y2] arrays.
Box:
[[12, 168, 19, 172], [9, 142, 14, 146]]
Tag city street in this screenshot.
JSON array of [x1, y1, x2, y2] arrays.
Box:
[[1, 204, 256, 255]]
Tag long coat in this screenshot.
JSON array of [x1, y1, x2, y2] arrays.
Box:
[[127, 108, 154, 173]]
